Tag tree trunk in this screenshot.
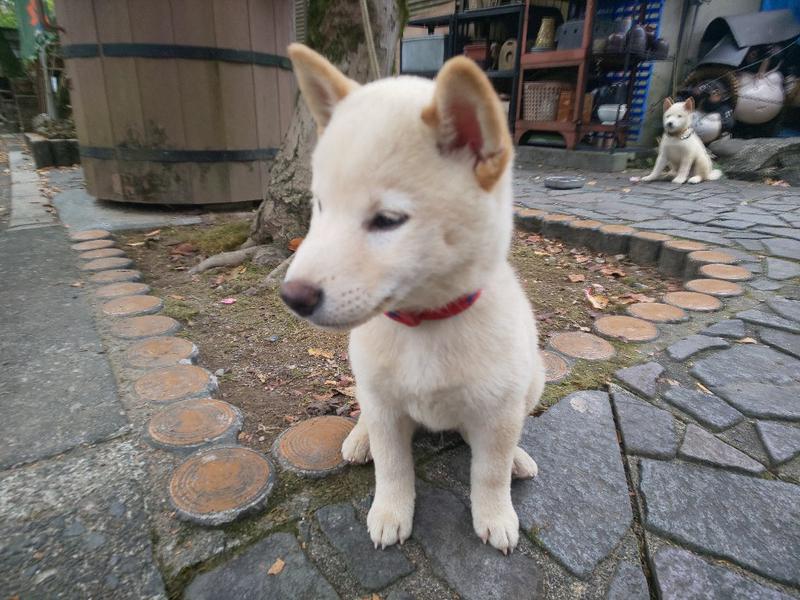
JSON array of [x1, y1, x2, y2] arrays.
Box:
[[248, 0, 403, 249]]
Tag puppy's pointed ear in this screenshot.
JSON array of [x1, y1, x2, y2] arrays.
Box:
[[684, 96, 695, 111], [287, 43, 360, 131], [663, 97, 674, 111], [422, 56, 512, 191]]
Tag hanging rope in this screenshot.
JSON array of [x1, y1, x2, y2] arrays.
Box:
[[359, 0, 381, 80]]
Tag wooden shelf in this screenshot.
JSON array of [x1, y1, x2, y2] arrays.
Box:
[[520, 48, 585, 69], [515, 120, 577, 132], [582, 122, 631, 132]]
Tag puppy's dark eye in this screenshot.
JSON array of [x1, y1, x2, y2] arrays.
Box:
[[368, 212, 409, 231]]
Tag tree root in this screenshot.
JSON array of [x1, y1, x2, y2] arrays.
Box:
[[188, 245, 265, 275]]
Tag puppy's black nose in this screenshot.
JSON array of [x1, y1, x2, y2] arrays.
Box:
[[280, 279, 323, 316]]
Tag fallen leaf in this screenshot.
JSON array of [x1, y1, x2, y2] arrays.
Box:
[[567, 273, 586, 283], [211, 274, 226, 286], [267, 558, 285, 576], [308, 347, 334, 359], [288, 237, 304, 252], [171, 242, 196, 256], [696, 382, 712, 394], [144, 229, 161, 238], [584, 287, 609, 310], [220, 297, 237, 305], [169, 294, 186, 301], [334, 386, 357, 398], [736, 337, 758, 344], [70, 281, 84, 288], [126, 241, 145, 247], [600, 266, 626, 277]]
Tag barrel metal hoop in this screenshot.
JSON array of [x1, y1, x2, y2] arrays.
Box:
[[79, 146, 278, 163], [62, 43, 292, 71]]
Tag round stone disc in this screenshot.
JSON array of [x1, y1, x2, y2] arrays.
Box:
[[79, 247, 126, 260], [69, 229, 111, 242], [516, 208, 546, 218], [134, 365, 217, 403], [663, 240, 707, 252], [550, 331, 616, 360], [80, 256, 133, 271], [90, 269, 142, 284], [687, 250, 737, 265], [570, 219, 603, 230], [272, 416, 355, 477], [698, 263, 753, 282], [169, 446, 275, 525], [95, 281, 151, 299], [542, 213, 574, 223], [600, 224, 636, 235], [627, 302, 688, 323], [664, 291, 722, 312], [111, 315, 181, 339], [71, 238, 115, 251], [126, 336, 198, 368], [147, 398, 242, 452], [594, 315, 659, 343], [542, 350, 570, 382], [102, 295, 163, 317], [632, 231, 672, 242], [685, 278, 744, 297]]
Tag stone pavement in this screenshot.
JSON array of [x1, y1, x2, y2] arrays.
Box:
[[2, 134, 800, 600]]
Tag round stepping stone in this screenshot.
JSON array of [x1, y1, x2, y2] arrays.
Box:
[[102, 295, 163, 317], [126, 336, 198, 368], [569, 219, 603, 248], [272, 416, 355, 477], [550, 331, 616, 360], [515, 208, 546, 232], [79, 247, 126, 260], [146, 398, 242, 452], [542, 350, 570, 382], [685, 250, 738, 278], [594, 315, 659, 343], [698, 263, 753, 282], [629, 232, 672, 265], [542, 213, 575, 239], [658, 240, 707, 277], [95, 281, 151, 299], [71, 238, 115, 251], [685, 278, 744, 297], [80, 256, 133, 272], [111, 315, 181, 339], [69, 228, 111, 242], [169, 446, 275, 525], [664, 291, 722, 312], [134, 365, 217, 403], [89, 269, 142, 284], [597, 224, 636, 254], [627, 302, 688, 323]]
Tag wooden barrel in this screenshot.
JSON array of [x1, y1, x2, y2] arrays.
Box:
[[54, 0, 295, 205]]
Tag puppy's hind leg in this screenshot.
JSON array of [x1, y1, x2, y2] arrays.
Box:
[[342, 417, 372, 464]]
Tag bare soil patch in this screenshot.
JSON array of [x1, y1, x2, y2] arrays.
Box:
[[119, 220, 677, 453]]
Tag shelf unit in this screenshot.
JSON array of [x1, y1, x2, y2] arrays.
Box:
[[404, 3, 525, 130]]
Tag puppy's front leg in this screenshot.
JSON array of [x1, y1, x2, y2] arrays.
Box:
[[641, 152, 667, 182], [365, 403, 416, 549], [672, 156, 693, 184], [467, 422, 520, 554]]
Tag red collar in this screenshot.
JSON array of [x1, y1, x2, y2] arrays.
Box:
[[385, 290, 482, 327]]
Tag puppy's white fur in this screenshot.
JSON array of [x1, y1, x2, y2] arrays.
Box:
[[642, 97, 722, 184], [283, 44, 545, 554]]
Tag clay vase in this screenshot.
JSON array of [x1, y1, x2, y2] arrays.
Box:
[[535, 17, 556, 50], [627, 23, 646, 55]]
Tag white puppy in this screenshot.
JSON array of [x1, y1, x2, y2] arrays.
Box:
[[641, 97, 722, 184], [280, 44, 545, 554]]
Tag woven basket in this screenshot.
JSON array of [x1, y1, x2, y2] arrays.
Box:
[[523, 81, 573, 121]]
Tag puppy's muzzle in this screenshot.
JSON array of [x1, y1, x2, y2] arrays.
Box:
[[280, 279, 323, 317]]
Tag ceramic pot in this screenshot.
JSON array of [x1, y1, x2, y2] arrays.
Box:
[[735, 60, 785, 124], [693, 111, 722, 144], [598, 103, 627, 124]]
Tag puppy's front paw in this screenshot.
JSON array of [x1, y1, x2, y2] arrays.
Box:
[[672, 176, 687, 184], [473, 501, 519, 554], [341, 424, 371, 464], [640, 174, 656, 182], [512, 446, 538, 479], [368, 497, 414, 549], [687, 175, 702, 184]]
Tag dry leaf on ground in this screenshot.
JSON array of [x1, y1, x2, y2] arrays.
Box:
[[267, 558, 285, 575], [288, 237, 304, 252], [308, 347, 334, 359], [568, 273, 586, 283], [584, 287, 609, 310]]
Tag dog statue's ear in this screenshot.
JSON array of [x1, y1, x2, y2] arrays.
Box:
[[663, 97, 674, 111], [423, 56, 512, 191], [684, 96, 695, 112], [287, 43, 360, 131]]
